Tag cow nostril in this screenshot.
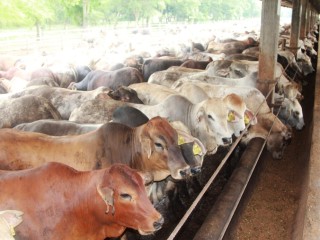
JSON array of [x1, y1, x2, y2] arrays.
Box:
[[191, 166, 201, 175], [179, 168, 190, 177], [222, 137, 232, 145], [153, 216, 164, 230]]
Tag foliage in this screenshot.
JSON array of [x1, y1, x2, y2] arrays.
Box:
[[0, 0, 262, 29]]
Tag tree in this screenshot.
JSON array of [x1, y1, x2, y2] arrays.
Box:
[[164, 0, 200, 22], [0, 0, 54, 31]]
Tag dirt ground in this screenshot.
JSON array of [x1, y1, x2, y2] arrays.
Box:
[[225, 71, 315, 240]]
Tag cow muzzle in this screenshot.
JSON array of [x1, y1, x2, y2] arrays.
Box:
[[153, 216, 164, 231], [191, 166, 201, 175], [222, 137, 233, 145], [179, 167, 191, 178]]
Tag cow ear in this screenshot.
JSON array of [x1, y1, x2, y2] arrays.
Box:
[[244, 109, 257, 125], [141, 138, 152, 159], [138, 171, 154, 186], [97, 186, 114, 214], [196, 107, 205, 122], [107, 90, 120, 100], [0, 210, 24, 228]]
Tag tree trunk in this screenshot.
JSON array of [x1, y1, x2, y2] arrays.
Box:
[[83, 0, 90, 28]]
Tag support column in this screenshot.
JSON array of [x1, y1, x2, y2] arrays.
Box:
[[306, 3, 311, 33], [300, 0, 307, 38], [290, 0, 302, 55], [258, 0, 280, 104]]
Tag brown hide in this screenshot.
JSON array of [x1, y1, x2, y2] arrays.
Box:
[[0, 117, 189, 180], [0, 162, 162, 239]]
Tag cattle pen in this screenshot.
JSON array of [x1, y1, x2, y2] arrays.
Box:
[[1, 0, 320, 240]]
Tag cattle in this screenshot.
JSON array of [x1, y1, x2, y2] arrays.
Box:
[[69, 95, 127, 123], [0, 162, 163, 239], [206, 37, 259, 55], [68, 67, 144, 91], [274, 93, 305, 130], [0, 117, 190, 181], [0, 210, 24, 240], [30, 67, 60, 86], [110, 106, 207, 209], [130, 94, 235, 150], [142, 58, 184, 81], [0, 95, 61, 128], [11, 85, 140, 120], [172, 81, 292, 159], [69, 94, 231, 153], [147, 66, 204, 86], [112, 106, 206, 174], [107, 85, 143, 104], [45, 65, 84, 88], [180, 59, 211, 70], [130, 82, 253, 137], [16, 105, 206, 176]]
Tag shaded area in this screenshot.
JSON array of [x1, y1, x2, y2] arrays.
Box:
[[224, 68, 315, 239]]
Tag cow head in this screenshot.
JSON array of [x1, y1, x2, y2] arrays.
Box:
[[199, 98, 234, 146], [97, 164, 163, 236], [278, 98, 305, 130], [176, 129, 207, 175], [107, 86, 143, 104], [256, 113, 292, 159], [224, 93, 257, 137], [135, 117, 190, 181]]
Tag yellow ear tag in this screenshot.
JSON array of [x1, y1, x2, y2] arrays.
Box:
[[178, 135, 185, 145], [227, 112, 235, 122], [10, 225, 15, 236], [193, 143, 202, 155], [244, 114, 250, 125]]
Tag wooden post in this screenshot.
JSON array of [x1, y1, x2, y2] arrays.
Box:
[[306, 3, 311, 33], [300, 0, 307, 38], [258, 0, 280, 105], [290, 0, 302, 55]]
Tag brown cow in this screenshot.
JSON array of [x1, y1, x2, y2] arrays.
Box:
[[0, 117, 190, 181], [0, 162, 163, 239]]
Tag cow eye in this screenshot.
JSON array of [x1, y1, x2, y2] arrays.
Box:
[[294, 111, 300, 116], [120, 193, 132, 201], [208, 115, 214, 121], [155, 142, 164, 150]]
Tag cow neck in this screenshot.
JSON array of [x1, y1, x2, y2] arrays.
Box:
[[186, 103, 194, 129], [130, 127, 141, 169]]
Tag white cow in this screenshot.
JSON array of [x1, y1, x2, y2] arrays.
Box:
[[130, 82, 255, 137], [172, 81, 293, 159]]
